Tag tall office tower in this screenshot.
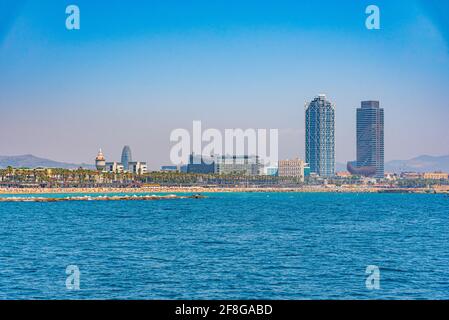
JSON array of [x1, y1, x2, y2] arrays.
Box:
[[121, 145, 132, 171], [305, 94, 335, 177], [352, 101, 384, 178]]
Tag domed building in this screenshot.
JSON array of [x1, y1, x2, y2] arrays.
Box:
[[95, 149, 106, 171]]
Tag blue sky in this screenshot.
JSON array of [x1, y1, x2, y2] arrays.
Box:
[[0, 0, 448, 168]]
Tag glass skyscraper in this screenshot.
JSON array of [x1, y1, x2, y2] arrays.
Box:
[[121, 145, 132, 171], [305, 95, 335, 177], [353, 101, 384, 178]]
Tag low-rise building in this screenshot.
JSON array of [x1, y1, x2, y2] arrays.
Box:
[[278, 158, 305, 182], [336, 171, 352, 178], [160, 166, 179, 172], [215, 155, 261, 176], [128, 162, 148, 175], [187, 154, 215, 174], [400, 172, 423, 179], [264, 166, 279, 176], [423, 172, 449, 180], [105, 162, 124, 174]]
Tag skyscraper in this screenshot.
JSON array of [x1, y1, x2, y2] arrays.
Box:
[[305, 94, 335, 177], [347, 101, 384, 178], [121, 145, 132, 171]]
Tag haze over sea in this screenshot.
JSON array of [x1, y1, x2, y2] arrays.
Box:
[[0, 192, 448, 299]]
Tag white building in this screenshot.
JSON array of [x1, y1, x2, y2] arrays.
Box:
[[105, 162, 125, 174], [128, 162, 148, 175]]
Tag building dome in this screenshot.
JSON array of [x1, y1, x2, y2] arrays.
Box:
[[96, 149, 105, 161]]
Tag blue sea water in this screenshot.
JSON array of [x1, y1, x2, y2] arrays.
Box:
[[0, 192, 448, 300]]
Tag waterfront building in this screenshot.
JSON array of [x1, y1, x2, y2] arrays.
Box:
[[160, 166, 179, 172], [304, 166, 311, 177], [105, 162, 124, 174], [187, 154, 215, 174], [265, 166, 279, 176], [121, 146, 132, 171], [423, 172, 449, 180], [305, 94, 335, 177], [400, 172, 423, 179], [215, 155, 261, 176], [128, 162, 148, 175], [278, 158, 306, 182], [347, 101, 384, 178], [95, 149, 106, 171], [336, 171, 352, 178]]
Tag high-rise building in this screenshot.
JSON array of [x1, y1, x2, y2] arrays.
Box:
[[347, 101, 384, 178], [305, 94, 335, 177], [121, 146, 132, 171]]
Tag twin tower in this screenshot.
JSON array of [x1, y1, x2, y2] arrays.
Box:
[[305, 95, 384, 178]]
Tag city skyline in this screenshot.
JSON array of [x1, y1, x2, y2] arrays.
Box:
[[1, 1, 449, 170]]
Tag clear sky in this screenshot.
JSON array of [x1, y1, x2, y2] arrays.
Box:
[[1, 0, 448, 169]]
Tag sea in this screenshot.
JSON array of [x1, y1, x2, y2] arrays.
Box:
[[0, 192, 448, 299]]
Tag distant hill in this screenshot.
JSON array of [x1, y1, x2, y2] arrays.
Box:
[[336, 155, 449, 173], [385, 155, 449, 173], [0, 154, 94, 169]]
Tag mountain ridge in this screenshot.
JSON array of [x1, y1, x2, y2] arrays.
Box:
[[1, 154, 449, 173], [337, 154, 449, 173], [0, 154, 94, 169]]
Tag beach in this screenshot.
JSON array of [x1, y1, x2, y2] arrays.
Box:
[[0, 185, 446, 194]]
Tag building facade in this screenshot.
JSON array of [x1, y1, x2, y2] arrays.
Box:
[[278, 158, 306, 182], [305, 95, 335, 177], [348, 101, 384, 178], [423, 172, 449, 180], [187, 154, 215, 174], [215, 155, 261, 176], [160, 166, 179, 172], [265, 167, 279, 176], [105, 162, 124, 174], [121, 146, 132, 171], [128, 162, 148, 175]]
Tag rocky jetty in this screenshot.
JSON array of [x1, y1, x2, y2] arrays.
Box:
[[0, 194, 206, 202]]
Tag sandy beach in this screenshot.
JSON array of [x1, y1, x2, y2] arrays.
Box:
[[1, 185, 447, 195], [0, 185, 410, 194]]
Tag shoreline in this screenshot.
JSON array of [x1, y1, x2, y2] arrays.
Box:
[[0, 194, 206, 202], [0, 186, 447, 195]]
